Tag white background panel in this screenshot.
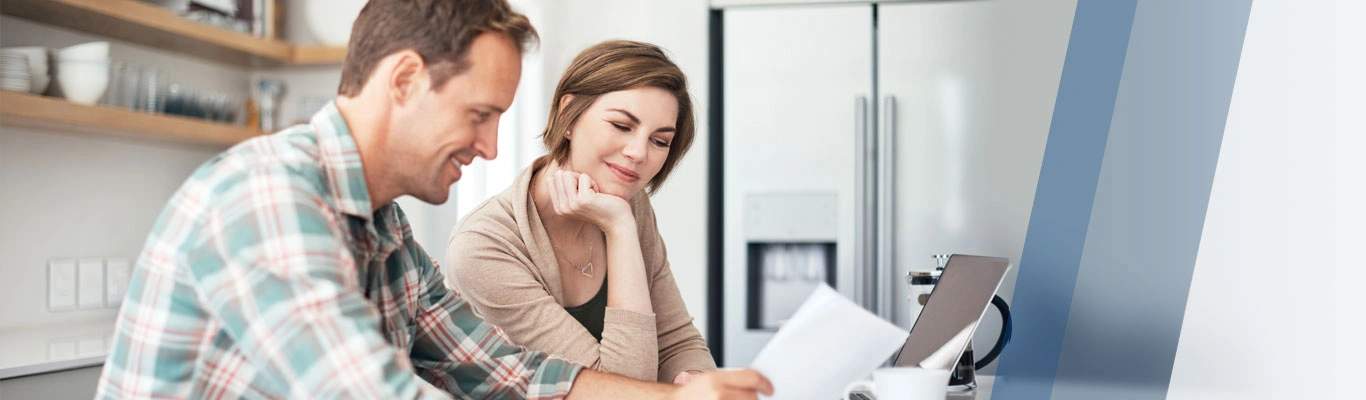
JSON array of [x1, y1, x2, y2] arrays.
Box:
[[1167, 1, 1364, 399]]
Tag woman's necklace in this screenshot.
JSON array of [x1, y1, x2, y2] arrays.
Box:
[[578, 240, 595, 278], [556, 222, 596, 278]]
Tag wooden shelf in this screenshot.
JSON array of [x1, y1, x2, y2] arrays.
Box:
[[0, 91, 261, 146], [293, 46, 349, 65], [0, 0, 347, 67]]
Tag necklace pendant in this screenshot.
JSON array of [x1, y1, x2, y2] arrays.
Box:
[[579, 262, 594, 278]]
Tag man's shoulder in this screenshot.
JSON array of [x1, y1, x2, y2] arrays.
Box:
[[191, 125, 330, 200]]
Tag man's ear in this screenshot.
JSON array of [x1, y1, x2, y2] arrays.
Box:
[[388, 50, 429, 105]]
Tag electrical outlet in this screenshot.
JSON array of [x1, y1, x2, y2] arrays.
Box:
[[105, 258, 132, 307], [48, 259, 77, 311], [77, 258, 105, 309]]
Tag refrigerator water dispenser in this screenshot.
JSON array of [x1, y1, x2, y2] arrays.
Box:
[[743, 193, 839, 330]]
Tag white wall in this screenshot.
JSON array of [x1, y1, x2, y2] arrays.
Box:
[[1165, 0, 1365, 398], [0, 17, 245, 332]]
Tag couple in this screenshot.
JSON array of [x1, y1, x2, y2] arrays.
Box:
[[95, 0, 769, 399]]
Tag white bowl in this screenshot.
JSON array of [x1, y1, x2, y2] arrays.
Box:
[[0, 47, 50, 94], [303, 0, 368, 46], [57, 41, 109, 61], [55, 60, 109, 105]]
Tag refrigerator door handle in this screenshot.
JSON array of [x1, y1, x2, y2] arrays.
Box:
[[854, 96, 871, 309], [878, 96, 896, 321]]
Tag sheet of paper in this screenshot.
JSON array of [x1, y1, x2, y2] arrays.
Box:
[[750, 284, 910, 400]]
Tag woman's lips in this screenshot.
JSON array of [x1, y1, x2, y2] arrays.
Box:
[[607, 162, 639, 183]]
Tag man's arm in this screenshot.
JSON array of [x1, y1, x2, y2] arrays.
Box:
[[194, 180, 449, 398], [401, 207, 581, 399]]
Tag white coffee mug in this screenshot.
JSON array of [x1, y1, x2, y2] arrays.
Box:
[[843, 367, 952, 400]]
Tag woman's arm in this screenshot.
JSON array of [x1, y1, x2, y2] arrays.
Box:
[[444, 216, 660, 381], [633, 197, 720, 382]]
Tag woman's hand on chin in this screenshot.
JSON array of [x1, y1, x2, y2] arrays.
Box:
[[547, 169, 634, 233]]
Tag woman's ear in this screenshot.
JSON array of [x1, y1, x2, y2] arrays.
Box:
[[558, 94, 575, 115]]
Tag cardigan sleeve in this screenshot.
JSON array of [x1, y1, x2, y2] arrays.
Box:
[[633, 198, 720, 381], [445, 211, 661, 382]]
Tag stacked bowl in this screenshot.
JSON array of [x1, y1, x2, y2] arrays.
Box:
[[53, 41, 110, 105], [0, 50, 33, 93], [2, 47, 51, 94]]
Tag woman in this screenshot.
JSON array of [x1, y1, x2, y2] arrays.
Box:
[[444, 40, 715, 384]]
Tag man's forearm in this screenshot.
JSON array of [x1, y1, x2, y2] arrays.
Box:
[[566, 369, 672, 400]]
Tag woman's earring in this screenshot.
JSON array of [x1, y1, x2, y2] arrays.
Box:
[[565, 130, 572, 139]]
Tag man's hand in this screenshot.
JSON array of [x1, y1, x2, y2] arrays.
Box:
[[667, 369, 774, 400]]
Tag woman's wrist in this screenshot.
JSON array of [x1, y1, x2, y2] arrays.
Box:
[[600, 215, 638, 238]]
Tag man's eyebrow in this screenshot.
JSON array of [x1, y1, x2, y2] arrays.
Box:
[[475, 103, 506, 114]]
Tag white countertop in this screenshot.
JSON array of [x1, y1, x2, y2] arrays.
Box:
[[0, 320, 114, 379], [1, 320, 997, 399]]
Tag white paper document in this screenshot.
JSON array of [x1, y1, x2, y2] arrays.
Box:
[[750, 284, 910, 400]]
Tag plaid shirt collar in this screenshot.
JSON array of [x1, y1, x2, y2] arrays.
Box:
[[313, 101, 375, 220]]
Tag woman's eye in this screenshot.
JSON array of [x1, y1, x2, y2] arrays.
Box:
[[475, 111, 492, 123], [611, 122, 630, 132], [651, 138, 671, 148]]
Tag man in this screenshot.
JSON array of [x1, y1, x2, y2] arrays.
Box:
[[95, 0, 772, 398]]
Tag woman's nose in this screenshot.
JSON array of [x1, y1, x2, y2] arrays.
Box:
[[622, 137, 647, 162]]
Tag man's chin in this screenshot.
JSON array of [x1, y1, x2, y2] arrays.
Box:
[[412, 189, 450, 206]]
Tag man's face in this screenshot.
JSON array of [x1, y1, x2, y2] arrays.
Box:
[[392, 32, 522, 205]]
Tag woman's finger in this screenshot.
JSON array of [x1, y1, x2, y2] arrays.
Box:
[[556, 171, 572, 210], [577, 172, 594, 197], [550, 170, 567, 214]]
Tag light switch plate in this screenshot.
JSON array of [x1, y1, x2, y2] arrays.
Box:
[[48, 259, 77, 311], [105, 258, 132, 307], [77, 258, 105, 309]]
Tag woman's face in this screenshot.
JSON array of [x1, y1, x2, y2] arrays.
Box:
[[564, 87, 679, 199]]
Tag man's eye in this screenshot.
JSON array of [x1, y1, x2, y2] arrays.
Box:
[[475, 111, 492, 122]]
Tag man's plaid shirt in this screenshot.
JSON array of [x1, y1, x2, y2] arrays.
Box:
[[96, 102, 581, 399]]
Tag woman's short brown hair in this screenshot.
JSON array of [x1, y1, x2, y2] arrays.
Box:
[[338, 0, 537, 96], [542, 40, 695, 196]]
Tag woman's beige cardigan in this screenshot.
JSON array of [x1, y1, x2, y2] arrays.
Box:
[[444, 163, 716, 382]]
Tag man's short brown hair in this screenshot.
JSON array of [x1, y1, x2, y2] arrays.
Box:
[[337, 0, 538, 96], [541, 40, 695, 196]]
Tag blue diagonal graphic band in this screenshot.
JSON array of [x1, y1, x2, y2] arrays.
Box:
[[1047, 1, 1252, 399], [993, 1, 1253, 399], [989, 1, 1137, 399]]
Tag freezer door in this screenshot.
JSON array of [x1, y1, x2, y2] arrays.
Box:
[[876, 0, 1075, 372], [722, 4, 873, 367]]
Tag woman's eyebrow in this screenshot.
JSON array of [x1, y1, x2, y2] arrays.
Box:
[[607, 108, 675, 132], [605, 108, 639, 124]]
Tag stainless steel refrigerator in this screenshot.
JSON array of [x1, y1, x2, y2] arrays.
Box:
[[708, 0, 1075, 368]]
